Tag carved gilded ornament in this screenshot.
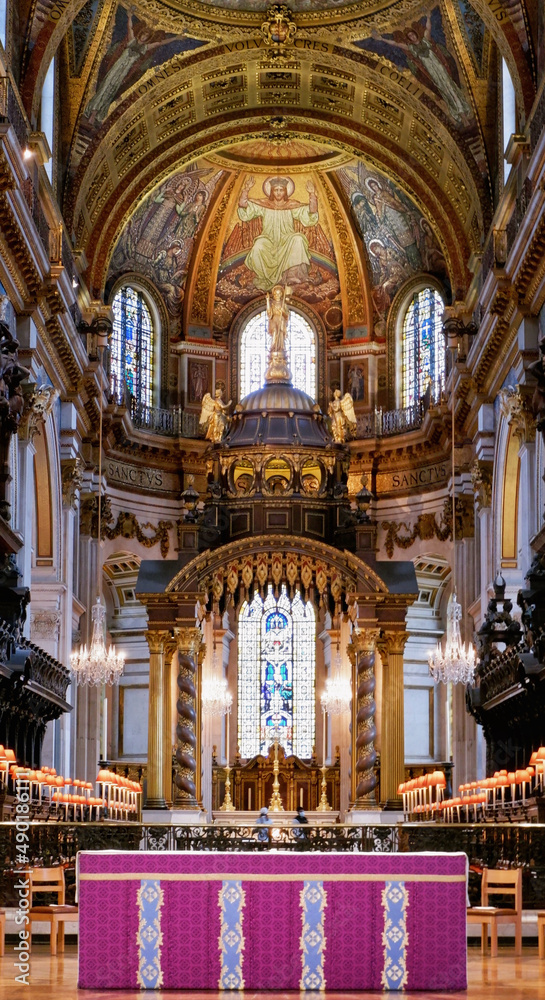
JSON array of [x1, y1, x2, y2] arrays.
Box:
[[61, 456, 85, 510], [347, 627, 380, 661], [174, 626, 203, 657], [376, 629, 409, 658], [18, 385, 58, 443], [381, 496, 474, 559], [498, 385, 536, 445], [261, 5, 297, 57], [79, 495, 173, 556], [470, 459, 492, 512], [145, 629, 175, 656]]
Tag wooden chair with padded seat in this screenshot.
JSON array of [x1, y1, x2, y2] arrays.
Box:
[[28, 867, 78, 955], [467, 867, 522, 957]]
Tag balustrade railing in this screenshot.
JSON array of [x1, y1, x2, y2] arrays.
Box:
[[1, 822, 545, 905], [115, 390, 435, 442]]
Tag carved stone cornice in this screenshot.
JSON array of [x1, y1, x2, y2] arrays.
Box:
[[498, 384, 536, 445], [61, 456, 85, 510], [470, 459, 493, 512], [17, 383, 57, 443]]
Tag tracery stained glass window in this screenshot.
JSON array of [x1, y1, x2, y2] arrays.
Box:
[[239, 309, 316, 399], [401, 287, 445, 408], [238, 585, 315, 759], [111, 286, 153, 407]]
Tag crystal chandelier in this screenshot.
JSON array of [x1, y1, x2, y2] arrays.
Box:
[[428, 341, 476, 686], [71, 353, 124, 687], [428, 592, 476, 685], [70, 597, 124, 686], [321, 646, 351, 716], [202, 658, 233, 717]]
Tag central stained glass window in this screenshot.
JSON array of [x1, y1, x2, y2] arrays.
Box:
[[238, 585, 315, 759], [239, 309, 316, 399]]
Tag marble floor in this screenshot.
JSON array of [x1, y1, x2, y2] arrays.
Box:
[[1, 947, 545, 999]]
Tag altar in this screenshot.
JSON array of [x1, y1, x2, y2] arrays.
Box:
[[78, 850, 467, 991]]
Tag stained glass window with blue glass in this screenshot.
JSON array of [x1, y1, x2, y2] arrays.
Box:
[[238, 584, 315, 759], [401, 287, 445, 407], [111, 286, 153, 407]]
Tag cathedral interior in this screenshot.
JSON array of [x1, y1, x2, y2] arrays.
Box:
[[0, 0, 544, 832]]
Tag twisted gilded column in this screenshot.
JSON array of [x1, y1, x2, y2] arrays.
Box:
[[145, 630, 172, 809], [377, 630, 409, 808], [163, 635, 177, 807], [174, 627, 203, 809], [349, 629, 379, 809]]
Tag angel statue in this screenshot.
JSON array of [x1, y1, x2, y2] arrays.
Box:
[[199, 387, 232, 443], [328, 389, 357, 443]]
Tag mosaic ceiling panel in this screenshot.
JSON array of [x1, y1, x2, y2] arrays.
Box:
[[107, 161, 226, 315], [337, 159, 448, 337], [214, 170, 342, 337]]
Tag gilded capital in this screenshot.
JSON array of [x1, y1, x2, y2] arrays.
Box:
[[347, 627, 380, 662], [145, 629, 174, 655], [174, 626, 203, 657], [376, 630, 409, 657]]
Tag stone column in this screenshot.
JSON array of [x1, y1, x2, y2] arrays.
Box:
[[145, 630, 172, 809], [174, 626, 203, 809], [349, 628, 379, 809], [377, 630, 408, 808]]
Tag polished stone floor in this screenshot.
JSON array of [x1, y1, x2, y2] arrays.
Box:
[[1, 946, 545, 998]]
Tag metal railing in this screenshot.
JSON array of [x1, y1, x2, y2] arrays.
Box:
[[109, 378, 443, 441], [0, 821, 545, 904]]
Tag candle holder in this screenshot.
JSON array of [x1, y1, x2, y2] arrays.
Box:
[[318, 764, 332, 811], [219, 762, 234, 811], [269, 737, 284, 812]]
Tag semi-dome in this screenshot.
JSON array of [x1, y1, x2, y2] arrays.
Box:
[[224, 380, 332, 449]]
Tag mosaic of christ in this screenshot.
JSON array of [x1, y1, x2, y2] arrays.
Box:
[[215, 173, 341, 335]]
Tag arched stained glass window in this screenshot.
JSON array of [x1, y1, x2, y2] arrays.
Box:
[[401, 287, 445, 408], [111, 286, 153, 407], [238, 585, 315, 759], [239, 309, 316, 399]]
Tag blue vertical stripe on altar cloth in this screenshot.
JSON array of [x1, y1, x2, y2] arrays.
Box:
[[136, 879, 164, 989], [381, 880, 409, 990], [219, 880, 246, 989], [300, 880, 327, 990]]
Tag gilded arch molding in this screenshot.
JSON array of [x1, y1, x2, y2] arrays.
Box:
[[82, 112, 474, 299], [165, 534, 390, 608]]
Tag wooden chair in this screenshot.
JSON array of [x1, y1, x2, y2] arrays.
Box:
[[467, 867, 522, 957], [536, 911, 545, 958], [28, 867, 78, 955], [0, 909, 5, 956]]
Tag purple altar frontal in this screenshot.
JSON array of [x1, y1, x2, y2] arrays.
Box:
[[77, 850, 467, 992]]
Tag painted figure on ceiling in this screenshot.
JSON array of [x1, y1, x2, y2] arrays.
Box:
[[372, 13, 472, 125], [363, 177, 422, 270], [237, 175, 319, 290], [84, 8, 165, 124]]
